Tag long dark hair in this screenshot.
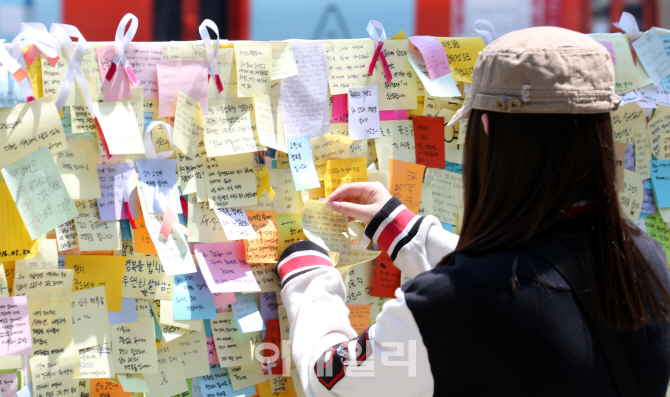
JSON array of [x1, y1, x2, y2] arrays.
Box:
[[437, 108, 670, 331]]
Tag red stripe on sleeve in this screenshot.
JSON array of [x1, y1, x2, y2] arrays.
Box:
[[377, 209, 417, 251]]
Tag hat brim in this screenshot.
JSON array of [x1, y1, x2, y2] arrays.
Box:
[[446, 99, 472, 127]]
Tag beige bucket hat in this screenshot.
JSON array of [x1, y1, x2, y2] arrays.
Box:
[[447, 26, 621, 127]]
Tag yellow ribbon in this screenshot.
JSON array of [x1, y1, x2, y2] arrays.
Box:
[[257, 165, 275, 200]]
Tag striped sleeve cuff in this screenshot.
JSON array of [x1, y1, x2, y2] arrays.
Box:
[[277, 241, 334, 287], [364, 197, 425, 261]]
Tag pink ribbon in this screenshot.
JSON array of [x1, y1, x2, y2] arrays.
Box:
[[367, 20, 392, 84]]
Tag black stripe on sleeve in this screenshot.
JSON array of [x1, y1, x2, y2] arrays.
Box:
[[365, 197, 404, 239], [280, 267, 320, 288], [390, 216, 425, 260]]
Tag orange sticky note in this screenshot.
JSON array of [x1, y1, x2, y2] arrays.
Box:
[[65, 255, 126, 311], [347, 304, 371, 334], [245, 211, 279, 263], [324, 157, 367, 197], [413, 116, 445, 168], [389, 159, 425, 214], [133, 200, 158, 255], [90, 379, 131, 397], [370, 252, 401, 298]]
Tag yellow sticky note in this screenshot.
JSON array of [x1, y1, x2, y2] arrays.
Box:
[[271, 43, 299, 80], [203, 152, 257, 208], [276, 213, 307, 255], [208, 48, 239, 103], [70, 105, 98, 134], [204, 100, 257, 156], [30, 350, 80, 395], [29, 298, 75, 355], [27, 55, 43, 100], [378, 40, 418, 111], [310, 134, 354, 179], [0, 183, 38, 261], [254, 94, 286, 152], [610, 102, 645, 146], [111, 317, 159, 373], [211, 311, 255, 367], [15, 269, 73, 303], [122, 255, 173, 300], [56, 138, 102, 200], [302, 199, 350, 252], [173, 91, 204, 158], [648, 105, 670, 159], [0, 95, 67, 168], [423, 168, 463, 224], [66, 255, 126, 311], [619, 169, 643, 222], [166, 329, 210, 379], [144, 344, 188, 395], [389, 159, 425, 214], [71, 286, 111, 350], [325, 39, 382, 95], [235, 43, 273, 98], [73, 199, 122, 251], [377, 120, 416, 171], [324, 157, 367, 197], [93, 99, 145, 155], [635, 129, 652, 179], [437, 37, 485, 83], [590, 32, 652, 94]]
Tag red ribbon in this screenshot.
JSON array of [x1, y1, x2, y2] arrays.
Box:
[[368, 41, 392, 84]]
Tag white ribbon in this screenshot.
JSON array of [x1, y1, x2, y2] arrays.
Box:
[[49, 24, 95, 118], [107, 13, 139, 85], [6, 24, 61, 100], [366, 20, 387, 45], [473, 19, 497, 46], [144, 120, 175, 159], [199, 19, 223, 92], [613, 12, 641, 42]]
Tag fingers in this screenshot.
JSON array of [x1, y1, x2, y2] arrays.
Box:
[[326, 182, 381, 203], [330, 201, 374, 224]]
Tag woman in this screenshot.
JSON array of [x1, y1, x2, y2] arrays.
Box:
[[276, 27, 670, 396]]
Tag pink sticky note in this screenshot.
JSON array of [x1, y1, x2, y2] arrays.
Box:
[[380, 109, 408, 121], [97, 45, 132, 102], [409, 36, 452, 81], [194, 242, 261, 293], [156, 59, 209, 117], [213, 292, 237, 308], [331, 94, 348, 123], [0, 372, 18, 397], [0, 296, 32, 356], [598, 40, 617, 65], [207, 336, 219, 364]]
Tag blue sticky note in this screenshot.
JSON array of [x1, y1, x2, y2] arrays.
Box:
[[61, 106, 72, 134], [286, 136, 321, 191], [444, 161, 462, 174], [109, 297, 138, 325], [231, 292, 265, 333], [173, 268, 217, 320], [650, 160, 670, 208], [204, 319, 213, 338], [58, 255, 65, 269], [120, 219, 132, 239], [441, 222, 454, 233], [135, 159, 182, 214], [198, 368, 232, 395], [661, 34, 670, 91], [0, 68, 25, 108], [16, 383, 32, 397], [143, 112, 154, 130]]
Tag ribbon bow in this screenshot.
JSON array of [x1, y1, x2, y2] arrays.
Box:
[[199, 19, 223, 93], [366, 20, 392, 83], [105, 13, 139, 85], [472, 20, 497, 46], [49, 23, 95, 118], [144, 120, 176, 160], [257, 165, 275, 200]]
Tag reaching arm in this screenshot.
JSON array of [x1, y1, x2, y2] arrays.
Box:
[[278, 241, 434, 397]]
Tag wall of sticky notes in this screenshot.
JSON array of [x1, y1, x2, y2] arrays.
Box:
[[1, 15, 670, 397]]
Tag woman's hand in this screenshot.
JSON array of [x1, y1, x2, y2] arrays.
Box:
[[325, 182, 392, 224]]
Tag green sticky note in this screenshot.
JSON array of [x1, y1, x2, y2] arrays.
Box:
[[644, 214, 670, 264], [1, 146, 78, 240]]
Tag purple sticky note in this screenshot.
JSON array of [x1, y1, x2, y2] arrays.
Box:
[[97, 162, 135, 221], [108, 297, 138, 325], [195, 242, 261, 293], [0, 296, 32, 356], [598, 40, 617, 65]]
